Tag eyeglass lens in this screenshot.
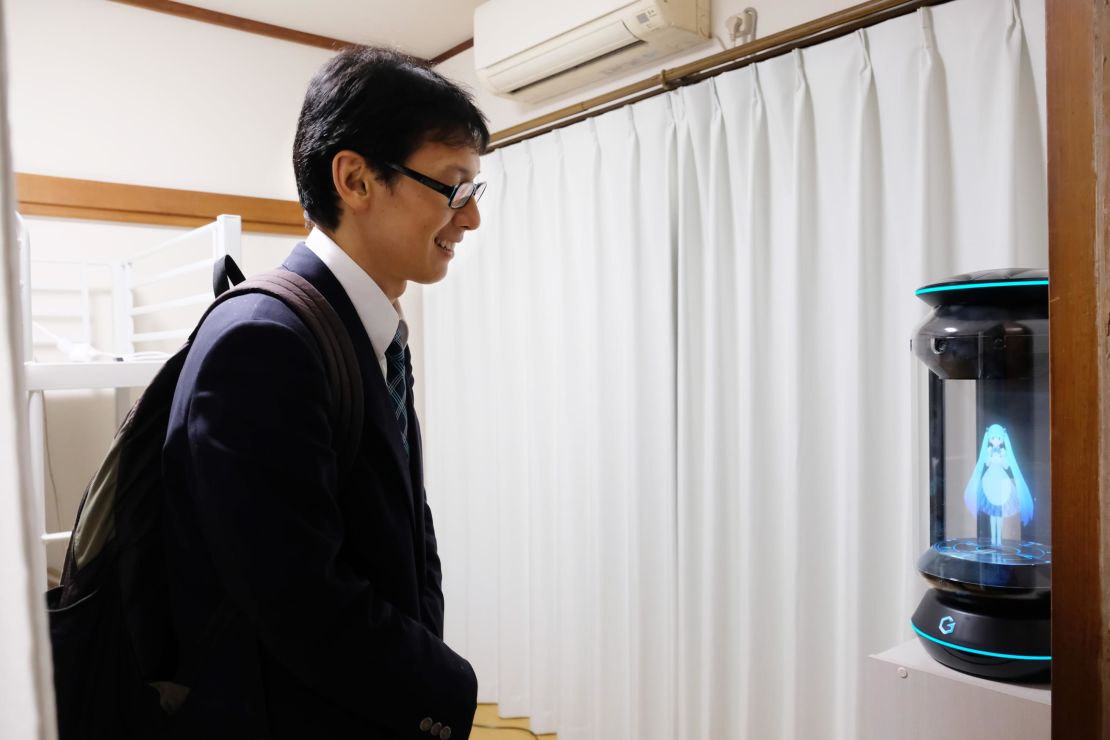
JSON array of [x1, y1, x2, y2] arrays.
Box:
[[450, 181, 487, 209]]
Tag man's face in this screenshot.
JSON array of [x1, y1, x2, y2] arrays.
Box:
[[359, 140, 482, 297]]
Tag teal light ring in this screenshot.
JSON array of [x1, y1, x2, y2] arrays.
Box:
[[910, 622, 1051, 661], [915, 279, 1049, 296]]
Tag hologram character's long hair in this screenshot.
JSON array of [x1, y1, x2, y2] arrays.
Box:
[[963, 423, 1034, 525]]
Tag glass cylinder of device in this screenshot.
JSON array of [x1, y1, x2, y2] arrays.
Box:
[[913, 274, 1050, 598]]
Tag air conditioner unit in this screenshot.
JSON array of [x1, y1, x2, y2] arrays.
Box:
[[473, 0, 710, 104]]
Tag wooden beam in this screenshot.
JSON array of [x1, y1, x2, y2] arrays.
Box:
[[15, 173, 307, 236], [107, 0, 474, 65], [108, 0, 353, 51], [430, 38, 474, 66], [1046, 0, 1110, 737]]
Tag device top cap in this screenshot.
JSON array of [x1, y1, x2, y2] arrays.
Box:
[[915, 268, 1048, 308]]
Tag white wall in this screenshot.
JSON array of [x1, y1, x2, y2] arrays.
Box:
[[4, 0, 333, 198], [437, 0, 861, 133], [4, 0, 427, 371]]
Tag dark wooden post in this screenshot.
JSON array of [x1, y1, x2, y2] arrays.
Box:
[[1046, 1, 1110, 737]]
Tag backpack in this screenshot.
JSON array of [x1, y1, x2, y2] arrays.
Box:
[[45, 256, 364, 740]]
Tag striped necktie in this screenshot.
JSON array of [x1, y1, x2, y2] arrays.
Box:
[[385, 327, 409, 455]]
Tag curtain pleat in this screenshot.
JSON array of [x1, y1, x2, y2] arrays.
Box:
[[423, 1, 1046, 738]]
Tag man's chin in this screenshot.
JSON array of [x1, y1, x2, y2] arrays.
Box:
[[413, 267, 450, 285]]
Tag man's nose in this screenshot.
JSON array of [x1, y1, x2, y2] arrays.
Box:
[[454, 196, 481, 231]]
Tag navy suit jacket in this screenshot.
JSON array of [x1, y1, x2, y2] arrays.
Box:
[[162, 244, 477, 739]]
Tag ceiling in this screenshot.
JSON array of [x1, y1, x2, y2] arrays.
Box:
[[181, 0, 485, 60]]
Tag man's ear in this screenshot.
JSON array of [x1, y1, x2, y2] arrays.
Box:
[[332, 150, 374, 213]]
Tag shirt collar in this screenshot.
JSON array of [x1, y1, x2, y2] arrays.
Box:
[[304, 228, 406, 361]]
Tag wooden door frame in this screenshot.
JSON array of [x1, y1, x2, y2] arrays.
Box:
[[1046, 1, 1110, 736]]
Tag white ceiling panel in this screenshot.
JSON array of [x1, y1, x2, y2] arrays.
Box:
[[182, 0, 485, 60]]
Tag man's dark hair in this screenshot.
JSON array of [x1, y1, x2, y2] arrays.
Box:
[[293, 46, 490, 231]]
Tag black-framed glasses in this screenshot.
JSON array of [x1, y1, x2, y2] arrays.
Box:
[[385, 162, 486, 209]]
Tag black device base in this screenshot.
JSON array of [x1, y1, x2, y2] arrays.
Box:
[[911, 588, 1050, 683]]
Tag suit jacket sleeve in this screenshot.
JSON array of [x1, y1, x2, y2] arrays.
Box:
[[421, 494, 445, 639], [180, 309, 476, 738]]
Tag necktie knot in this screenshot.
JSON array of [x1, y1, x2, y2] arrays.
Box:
[[386, 338, 405, 366]]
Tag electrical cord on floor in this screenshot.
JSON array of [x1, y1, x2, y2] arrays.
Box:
[[472, 724, 541, 738]]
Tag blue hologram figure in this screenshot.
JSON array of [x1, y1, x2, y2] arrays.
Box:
[[963, 424, 1035, 546]]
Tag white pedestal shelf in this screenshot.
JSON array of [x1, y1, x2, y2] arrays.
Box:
[[863, 639, 1049, 740]]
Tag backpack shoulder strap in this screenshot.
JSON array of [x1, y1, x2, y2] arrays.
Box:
[[211, 254, 247, 299], [197, 267, 365, 472], [165, 266, 364, 702]]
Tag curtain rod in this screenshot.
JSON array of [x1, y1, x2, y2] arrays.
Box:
[[487, 0, 954, 152]]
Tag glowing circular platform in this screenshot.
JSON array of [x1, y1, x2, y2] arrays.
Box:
[[917, 538, 1052, 595], [933, 538, 1051, 566]]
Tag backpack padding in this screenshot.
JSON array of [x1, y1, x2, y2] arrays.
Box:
[[210, 270, 365, 472]]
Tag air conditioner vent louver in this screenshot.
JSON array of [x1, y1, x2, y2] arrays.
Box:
[[474, 0, 710, 104], [508, 38, 648, 96]]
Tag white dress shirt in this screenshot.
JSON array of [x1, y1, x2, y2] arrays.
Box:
[[304, 227, 406, 380]]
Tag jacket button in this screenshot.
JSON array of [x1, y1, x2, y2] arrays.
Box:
[[430, 722, 442, 735], [439, 727, 452, 739], [420, 718, 433, 732]]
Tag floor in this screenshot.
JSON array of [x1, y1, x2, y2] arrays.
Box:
[[472, 703, 556, 740]]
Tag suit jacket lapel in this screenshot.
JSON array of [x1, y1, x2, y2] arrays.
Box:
[[282, 244, 415, 527]]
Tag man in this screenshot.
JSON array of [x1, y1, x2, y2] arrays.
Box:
[[162, 46, 488, 739]]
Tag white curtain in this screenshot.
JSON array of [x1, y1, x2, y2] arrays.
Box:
[[0, 0, 58, 736], [425, 95, 680, 738], [423, 1, 1046, 739]]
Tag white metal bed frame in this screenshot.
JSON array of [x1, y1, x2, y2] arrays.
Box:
[[17, 214, 242, 547]]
